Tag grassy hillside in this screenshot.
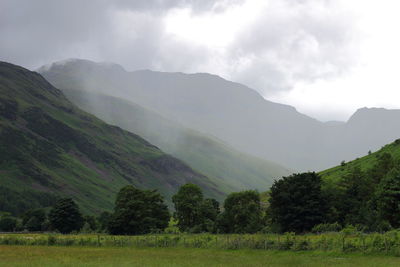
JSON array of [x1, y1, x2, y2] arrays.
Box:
[[62, 90, 290, 193], [0, 62, 223, 215], [317, 139, 400, 228], [320, 139, 400, 185]]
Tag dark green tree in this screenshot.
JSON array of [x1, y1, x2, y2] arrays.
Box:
[[268, 172, 327, 233], [375, 169, 400, 228], [97, 211, 112, 232], [108, 186, 170, 235], [23, 208, 46, 231], [218, 190, 263, 233], [199, 198, 220, 232], [48, 198, 84, 234], [338, 167, 374, 226], [369, 152, 394, 184], [0, 216, 17, 232], [172, 184, 204, 232], [83, 215, 98, 232]]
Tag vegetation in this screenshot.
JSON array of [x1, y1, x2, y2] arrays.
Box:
[[22, 208, 47, 231], [218, 190, 263, 233], [172, 184, 220, 233], [320, 140, 400, 231], [0, 186, 58, 216], [48, 198, 84, 234], [0, 215, 17, 232], [269, 172, 327, 233], [3, 245, 400, 267], [3, 231, 400, 256], [108, 186, 170, 235]]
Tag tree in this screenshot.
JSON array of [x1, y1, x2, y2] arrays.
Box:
[[338, 167, 374, 226], [218, 190, 263, 233], [48, 198, 84, 234], [0, 216, 17, 232], [369, 153, 394, 184], [375, 169, 400, 228], [83, 215, 98, 232], [199, 198, 220, 232], [172, 184, 204, 232], [22, 208, 46, 231], [268, 172, 327, 233], [108, 186, 170, 235], [97, 211, 112, 232]]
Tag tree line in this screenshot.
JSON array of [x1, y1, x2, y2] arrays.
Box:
[[1, 151, 399, 234]]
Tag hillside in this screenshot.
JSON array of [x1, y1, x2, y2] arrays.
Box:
[[318, 139, 400, 228], [61, 89, 290, 192], [0, 61, 224, 215], [320, 139, 400, 185], [40, 59, 400, 171]]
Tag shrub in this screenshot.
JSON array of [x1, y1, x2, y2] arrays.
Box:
[[312, 222, 342, 233], [0, 216, 17, 232]]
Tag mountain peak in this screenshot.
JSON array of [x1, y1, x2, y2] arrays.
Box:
[[348, 107, 400, 124], [37, 58, 126, 74]]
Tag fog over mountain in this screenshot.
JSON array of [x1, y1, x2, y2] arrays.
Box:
[[40, 59, 400, 171]]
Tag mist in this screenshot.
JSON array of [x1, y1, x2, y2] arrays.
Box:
[[5, 0, 400, 121], [39, 59, 400, 172]]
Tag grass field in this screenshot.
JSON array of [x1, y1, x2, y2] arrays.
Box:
[[1, 245, 400, 267]]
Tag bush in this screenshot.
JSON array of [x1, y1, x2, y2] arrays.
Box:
[[0, 216, 17, 232], [312, 222, 342, 233], [341, 225, 359, 236]]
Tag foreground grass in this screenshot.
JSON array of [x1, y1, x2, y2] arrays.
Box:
[[1, 245, 400, 267], [3, 232, 400, 254]]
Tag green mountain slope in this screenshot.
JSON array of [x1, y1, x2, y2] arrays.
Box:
[[61, 89, 291, 192], [320, 139, 400, 185], [318, 139, 400, 228], [0, 62, 224, 215]]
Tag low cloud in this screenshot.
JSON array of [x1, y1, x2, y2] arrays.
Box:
[[0, 0, 359, 97]]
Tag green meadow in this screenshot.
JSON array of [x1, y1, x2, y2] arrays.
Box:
[[1, 233, 400, 266], [1, 245, 400, 267]]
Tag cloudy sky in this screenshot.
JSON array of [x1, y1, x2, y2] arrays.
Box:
[[1, 0, 399, 121]]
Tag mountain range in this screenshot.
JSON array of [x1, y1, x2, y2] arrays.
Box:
[[40, 59, 400, 171]]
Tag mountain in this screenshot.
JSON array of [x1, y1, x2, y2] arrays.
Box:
[[60, 89, 291, 192], [39, 59, 400, 171], [0, 61, 225, 215]]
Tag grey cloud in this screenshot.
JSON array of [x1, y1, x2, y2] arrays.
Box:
[[0, 0, 113, 68], [0, 0, 358, 96], [0, 0, 231, 70], [113, 0, 243, 13], [225, 0, 359, 95]]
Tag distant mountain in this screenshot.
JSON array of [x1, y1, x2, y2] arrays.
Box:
[[0, 61, 224, 215], [61, 89, 291, 193], [40, 59, 400, 171]]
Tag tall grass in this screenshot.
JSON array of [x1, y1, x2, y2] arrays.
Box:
[[1, 231, 400, 255]]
